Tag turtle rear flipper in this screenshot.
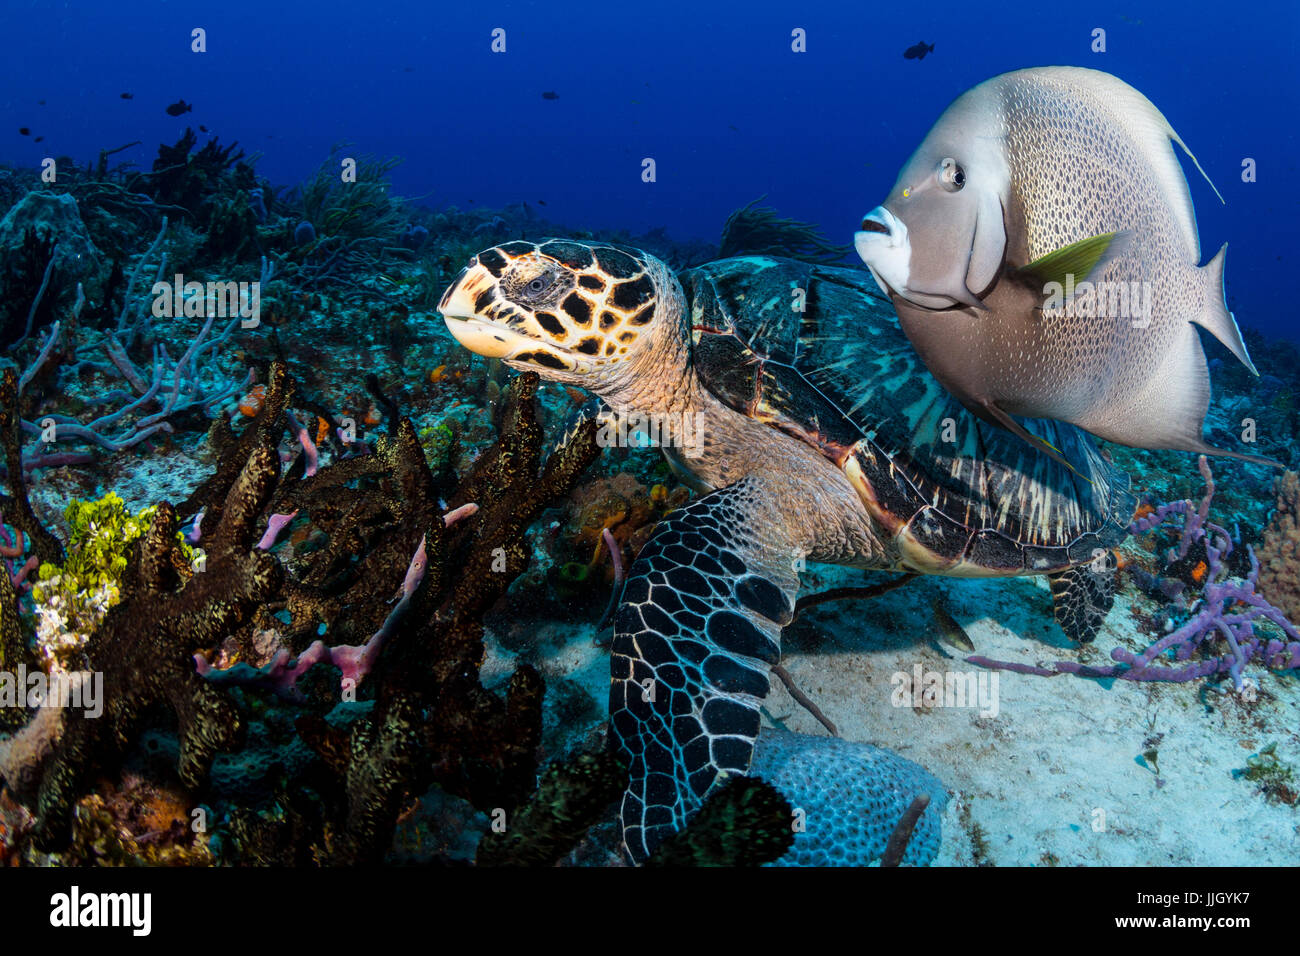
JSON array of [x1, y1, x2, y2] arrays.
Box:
[[609, 477, 800, 864], [1048, 556, 1117, 644]]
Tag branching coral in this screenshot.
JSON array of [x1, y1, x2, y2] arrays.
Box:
[[8, 215, 251, 472], [277, 148, 412, 291]]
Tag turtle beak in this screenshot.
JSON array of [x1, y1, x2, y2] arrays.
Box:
[[441, 261, 512, 358], [439, 264, 529, 359]]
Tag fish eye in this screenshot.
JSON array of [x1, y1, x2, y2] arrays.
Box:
[[938, 157, 965, 192]]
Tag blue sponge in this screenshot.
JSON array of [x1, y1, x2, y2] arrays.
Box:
[[750, 728, 948, 867]]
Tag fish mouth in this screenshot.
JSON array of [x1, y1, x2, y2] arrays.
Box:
[[855, 206, 911, 297]]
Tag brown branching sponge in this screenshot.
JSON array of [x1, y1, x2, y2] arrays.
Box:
[[0, 560, 35, 732], [322, 371, 602, 864], [16, 357, 605, 861], [33, 438, 283, 848], [475, 749, 627, 867], [719, 196, 851, 265], [177, 361, 295, 531], [645, 776, 794, 867], [0, 367, 64, 565], [1257, 470, 1300, 623]]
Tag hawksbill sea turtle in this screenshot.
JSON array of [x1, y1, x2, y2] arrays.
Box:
[[438, 239, 1136, 864]]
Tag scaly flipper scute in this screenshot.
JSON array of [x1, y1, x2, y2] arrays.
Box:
[[609, 477, 800, 864], [1049, 556, 1117, 644]]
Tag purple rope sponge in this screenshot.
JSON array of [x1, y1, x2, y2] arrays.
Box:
[[972, 456, 1300, 689]]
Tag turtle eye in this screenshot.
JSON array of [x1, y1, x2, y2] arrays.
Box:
[[526, 276, 550, 295], [938, 157, 965, 192]]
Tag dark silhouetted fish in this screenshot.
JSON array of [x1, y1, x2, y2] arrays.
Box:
[[931, 599, 975, 652], [199, 125, 209, 132], [18, 128, 30, 136], [903, 41, 935, 60], [34, 136, 43, 143], [537, 199, 547, 206], [541, 91, 559, 100], [120, 92, 133, 99], [166, 99, 193, 116]]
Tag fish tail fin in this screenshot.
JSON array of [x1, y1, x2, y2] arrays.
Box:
[[929, 42, 936, 52], [1191, 243, 1258, 375], [1102, 322, 1277, 466]]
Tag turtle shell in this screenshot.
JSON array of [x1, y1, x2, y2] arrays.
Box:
[[682, 256, 1135, 575]]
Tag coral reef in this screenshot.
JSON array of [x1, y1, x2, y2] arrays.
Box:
[[2, 354, 611, 865], [32, 493, 193, 671], [32, 437, 282, 848], [970, 457, 1300, 687], [1256, 470, 1300, 622], [2, 117, 1298, 870]]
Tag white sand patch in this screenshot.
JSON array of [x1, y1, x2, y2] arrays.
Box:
[[769, 569, 1300, 866]]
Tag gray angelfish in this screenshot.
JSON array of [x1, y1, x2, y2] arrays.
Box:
[[855, 66, 1276, 469]]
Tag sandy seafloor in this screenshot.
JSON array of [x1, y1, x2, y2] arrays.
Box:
[[476, 562, 1300, 866]]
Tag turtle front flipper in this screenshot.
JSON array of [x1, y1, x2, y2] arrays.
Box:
[[1048, 555, 1117, 643], [609, 477, 800, 863]]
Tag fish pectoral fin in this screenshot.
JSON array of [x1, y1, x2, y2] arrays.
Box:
[[1017, 231, 1131, 293], [980, 400, 1094, 484]]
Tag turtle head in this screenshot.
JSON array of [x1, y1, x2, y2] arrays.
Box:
[[439, 239, 673, 390]]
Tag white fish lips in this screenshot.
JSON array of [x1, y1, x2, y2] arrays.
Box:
[[855, 205, 911, 298]]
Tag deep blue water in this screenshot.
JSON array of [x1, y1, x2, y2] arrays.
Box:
[[2, 0, 1297, 342]]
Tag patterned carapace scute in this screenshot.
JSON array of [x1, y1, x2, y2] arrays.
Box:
[[684, 256, 1136, 573]]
